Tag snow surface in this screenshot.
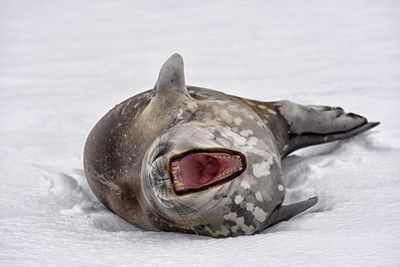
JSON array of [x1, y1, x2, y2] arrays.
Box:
[[1, 0, 400, 266]]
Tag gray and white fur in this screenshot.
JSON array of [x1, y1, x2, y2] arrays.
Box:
[[84, 54, 379, 237]]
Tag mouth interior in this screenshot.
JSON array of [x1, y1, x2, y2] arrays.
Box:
[[170, 150, 245, 194]]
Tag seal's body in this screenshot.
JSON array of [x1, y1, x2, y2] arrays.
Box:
[[84, 54, 378, 237]]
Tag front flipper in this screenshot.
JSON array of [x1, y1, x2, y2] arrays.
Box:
[[257, 196, 318, 233]]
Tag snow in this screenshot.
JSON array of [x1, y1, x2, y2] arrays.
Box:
[[1, 0, 400, 266]]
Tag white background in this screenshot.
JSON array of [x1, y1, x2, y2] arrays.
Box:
[[1, 0, 399, 266]]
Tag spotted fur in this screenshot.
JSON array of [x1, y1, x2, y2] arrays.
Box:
[[84, 54, 379, 237]]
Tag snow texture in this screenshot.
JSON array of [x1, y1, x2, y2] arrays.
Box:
[[1, 0, 400, 266]]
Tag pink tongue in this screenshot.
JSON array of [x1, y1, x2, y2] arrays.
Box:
[[178, 154, 221, 187]]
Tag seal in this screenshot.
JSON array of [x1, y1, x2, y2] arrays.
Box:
[[84, 54, 379, 237]]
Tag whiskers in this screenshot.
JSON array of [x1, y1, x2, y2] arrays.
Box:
[[161, 190, 201, 235], [151, 120, 183, 161], [151, 157, 168, 181], [146, 117, 203, 234], [147, 119, 183, 206]]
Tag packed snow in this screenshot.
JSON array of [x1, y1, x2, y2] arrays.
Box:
[[1, 0, 400, 266]]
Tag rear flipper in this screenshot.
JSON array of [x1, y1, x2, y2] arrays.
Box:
[[288, 121, 379, 156], [275, 101, 380, 157]]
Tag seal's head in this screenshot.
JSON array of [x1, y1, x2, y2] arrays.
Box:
[[137, 54, 316, 237], [141, 125, 252, 237]]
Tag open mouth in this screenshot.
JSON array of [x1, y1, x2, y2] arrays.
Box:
[[170, 149, 246, 195]]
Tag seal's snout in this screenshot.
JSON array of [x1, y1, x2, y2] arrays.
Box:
[[169, 149, 246, 195]]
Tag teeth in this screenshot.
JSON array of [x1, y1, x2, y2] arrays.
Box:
[[214, 166, 243, 180], [171, 162, 179, 168], [173, 179, 184, 187], [214, 154, 241, 160], [171, 166, 179, 172], [170, 166, 184, 188]]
